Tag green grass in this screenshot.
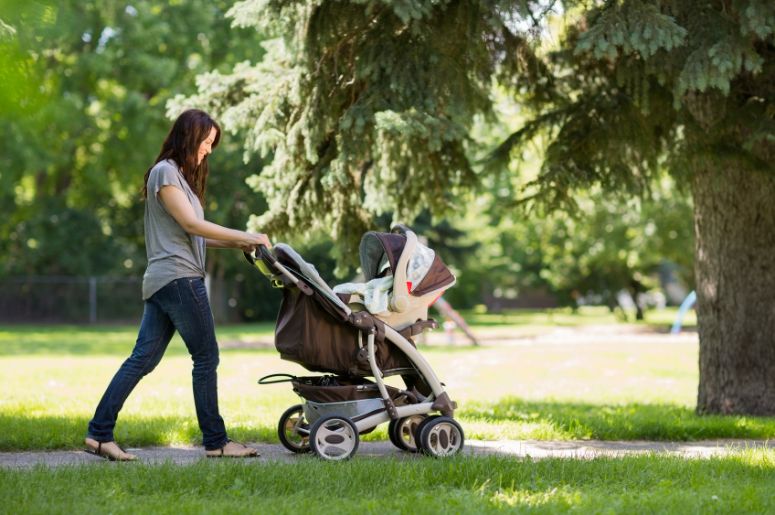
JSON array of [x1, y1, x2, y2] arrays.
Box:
[[2, 316, 774, 451], [462, 399, 775, 441], [2, 316, 772, 514], [0, 306, 696, 356], [2, 453, 775, 513], [0, 323, 275, 356]]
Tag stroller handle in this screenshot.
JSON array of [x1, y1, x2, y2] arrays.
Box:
[[243, 244, 275, 266], [243, 244, 315, 296]]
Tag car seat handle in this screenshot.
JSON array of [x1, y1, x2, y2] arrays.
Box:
[[390, 223, 412, 235], [390, 229, 417, 312]]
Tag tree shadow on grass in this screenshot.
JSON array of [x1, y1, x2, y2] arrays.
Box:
[[461, 397, 775, 441], [0, 413, 276, 451]]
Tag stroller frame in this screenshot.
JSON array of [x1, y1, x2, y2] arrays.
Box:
[[248, 227, 463, 460]]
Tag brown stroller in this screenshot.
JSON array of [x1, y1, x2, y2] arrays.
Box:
[[247, 225, 463, 460]]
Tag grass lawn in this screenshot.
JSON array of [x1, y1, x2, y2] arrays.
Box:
[[3, 453, 775, 513], [5, 311, 775, 514], [1, 307, 770, 452]]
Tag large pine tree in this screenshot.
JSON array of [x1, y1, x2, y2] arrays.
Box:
[[181, 0, 774, 414], [498, 0, 775, 415]]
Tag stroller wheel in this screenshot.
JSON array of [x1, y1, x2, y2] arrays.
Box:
[[278, 404, 311, 453], [417, 416, 464, 458], [310, 415, 360, 461], [388, 415, 427, 452]]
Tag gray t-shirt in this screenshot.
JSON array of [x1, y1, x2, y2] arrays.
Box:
[[142, 159, 206, 300]]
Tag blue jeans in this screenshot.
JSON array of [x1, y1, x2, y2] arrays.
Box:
[[87, 277, 228, 450]]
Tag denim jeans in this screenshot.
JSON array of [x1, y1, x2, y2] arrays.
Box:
[[87, 277, 228, 450]]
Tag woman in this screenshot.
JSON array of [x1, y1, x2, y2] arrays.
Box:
[[85, 109, 269, 460]]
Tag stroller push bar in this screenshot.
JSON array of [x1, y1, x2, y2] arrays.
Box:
[[244, 244, 314, 296]]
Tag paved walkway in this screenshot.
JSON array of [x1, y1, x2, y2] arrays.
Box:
[[2, 439, 771, 468]]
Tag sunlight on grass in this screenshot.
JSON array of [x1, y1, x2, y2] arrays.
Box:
[[1, 453, 774, 513], [488, 486, 583, 510], [1, 316, 769, 452]]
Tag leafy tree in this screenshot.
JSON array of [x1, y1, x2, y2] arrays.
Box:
[[449, 91, 695, 315], [0, 0, 265, 278], [529, 183, 694, 318], [444, 177, 694, 315]]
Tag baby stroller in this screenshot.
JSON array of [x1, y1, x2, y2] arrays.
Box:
[[246, 225, 464, 460]]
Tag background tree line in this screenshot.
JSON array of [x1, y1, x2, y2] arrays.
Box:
[[0, 0, 695, 322]]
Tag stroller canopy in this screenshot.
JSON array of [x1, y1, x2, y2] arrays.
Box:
[[359, 231, 455, 296]]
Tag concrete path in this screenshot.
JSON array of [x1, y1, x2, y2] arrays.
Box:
[[2, 439, 772, 469]]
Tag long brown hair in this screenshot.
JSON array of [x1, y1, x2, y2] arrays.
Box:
[[143, 109, 221, 204]]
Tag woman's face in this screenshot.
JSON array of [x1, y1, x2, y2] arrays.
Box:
[[197, 127, 217, 165]]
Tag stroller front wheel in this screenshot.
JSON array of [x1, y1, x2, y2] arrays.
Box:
[[388, 415, 427, 452], [417, 416, 464, 457], [278, 404, 311, 454], [310, 415, 360, 461]]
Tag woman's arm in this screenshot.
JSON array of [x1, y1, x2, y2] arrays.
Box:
[[205, 239, 237, 249], [158, 185, 270, 248]]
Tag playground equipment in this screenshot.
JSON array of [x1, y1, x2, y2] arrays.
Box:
[[670, 290, 696, 334]]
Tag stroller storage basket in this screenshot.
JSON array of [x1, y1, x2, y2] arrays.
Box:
[[304, 399, 384, 425], [291, 376, 402, 403], [292, 376, 404, 425]]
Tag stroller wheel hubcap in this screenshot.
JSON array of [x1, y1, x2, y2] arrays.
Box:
[[400, 416, 424, 447], [389, 415, 426, 451], [311, 416, 359, 460]]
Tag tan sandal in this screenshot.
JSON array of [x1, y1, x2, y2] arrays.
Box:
[[206, 440, 259, 458], [84, 438, 138, 462]]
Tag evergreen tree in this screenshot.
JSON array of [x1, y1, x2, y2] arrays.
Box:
[[492, 0, 774, 415], [182, 0, 774, 414], [171, 0, 523, 263]]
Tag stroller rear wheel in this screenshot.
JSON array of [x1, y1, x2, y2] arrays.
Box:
[[416, 416, 464, 457], [278, 404, 311, 454], [310, 415, 360, 461], [388, 415, 427, 452]]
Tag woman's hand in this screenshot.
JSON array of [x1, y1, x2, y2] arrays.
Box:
[[238, 232, 271, 254]]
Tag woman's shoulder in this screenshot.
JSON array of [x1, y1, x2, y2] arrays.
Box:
[[147, 160, 186, 195], [149, 159, 182, 181], [151, 159, 181, 174]]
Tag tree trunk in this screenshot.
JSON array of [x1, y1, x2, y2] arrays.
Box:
[[693, 165, 775, 414]]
